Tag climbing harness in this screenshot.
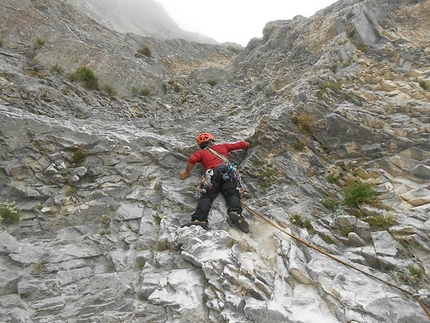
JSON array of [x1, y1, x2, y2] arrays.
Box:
[[241, 202, 430, 320], [194, 147, 246, 198], [219, 163, 234, 180], [194, 163, 245, 198]]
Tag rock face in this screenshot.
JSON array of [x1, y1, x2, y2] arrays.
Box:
[[0, 0, 236, 97], [0, 0, 429, 322]]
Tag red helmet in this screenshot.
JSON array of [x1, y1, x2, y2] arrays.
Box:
[[196, 132, 215, 146]]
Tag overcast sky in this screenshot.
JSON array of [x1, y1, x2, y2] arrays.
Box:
[[155, 0, 338, 46]]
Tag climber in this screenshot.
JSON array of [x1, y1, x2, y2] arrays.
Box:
[[180, 132, 250, 232]]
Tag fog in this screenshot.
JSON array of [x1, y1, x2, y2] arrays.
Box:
[[155, 0, 339, 45]]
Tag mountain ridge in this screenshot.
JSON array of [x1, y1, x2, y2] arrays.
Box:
[[66, 0, 221, 45], [0, 0, 429, 322]]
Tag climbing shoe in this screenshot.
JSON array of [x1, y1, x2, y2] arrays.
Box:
[[227, 211, 249, 233], [182, 220, 209, 230]]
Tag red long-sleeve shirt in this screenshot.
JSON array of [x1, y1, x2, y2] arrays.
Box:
[[188, 142, 249, 170]]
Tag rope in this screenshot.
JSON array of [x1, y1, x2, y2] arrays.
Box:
[[198, 143, 428, 317], [241, 202, 430, 319]]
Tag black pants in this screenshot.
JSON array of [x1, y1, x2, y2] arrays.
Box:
[[191, 169, 242, 222]]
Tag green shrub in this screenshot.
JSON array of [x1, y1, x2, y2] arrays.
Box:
[[419, 80, 428, 90], [352, 40, 368, 53], [31, 262, 44, 275], [328, 81, 342, 91], [316, 81, 342, 98], [340, 226, 354, 237], [71, 148, 89, 164], [322, 197, 339, 211], [356, 44, 368, 53], [65, 187, 77, 196], [251, 158, 265, 167], [131, 87, 138, 96], [207, 79, 218, 86], [227, 239, 236, 248], [259, 167, 276, 188], [323, 234, 336, 244], [137, 45, 152, 57], [0, 201, 21, 225], [67, 67, 99, 90], [343, 59, 352, 67], [153, 213, 163, 225], [26, 68, 45, 79], [136, 258, 146, 268], [290, 213, 304, 227], [103, 85, 117, 98], [101, 215, 111, 224], [294, 142, 305, 151], [140, 87, 151, 96], [50, 64, 64, 74], [34, 38, 46, 49], [330, 63, 338, 73], [132, 86, 151, 96], [327, 173, 341, 184], [290, 213, 314, 234], [343, 180, 378, 207], [227, 45, 240, 54], [408, 264, 423, 279], [293, 113, 315, 135], [362, 214, 394, 231], [303, 218, 315, 233]]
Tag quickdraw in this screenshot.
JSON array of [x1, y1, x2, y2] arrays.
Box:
[[219, 162, 246, 196], [234, 171, 246, 196], [220, 163, 234, 180], [194, 169, 213, 199]]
